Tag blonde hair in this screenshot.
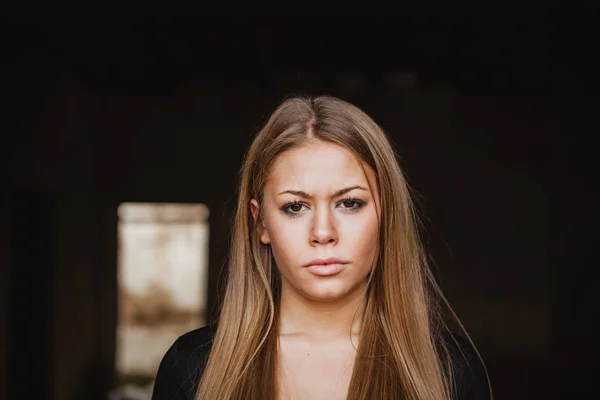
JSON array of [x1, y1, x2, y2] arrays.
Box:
[[196, 95, 486, 399]]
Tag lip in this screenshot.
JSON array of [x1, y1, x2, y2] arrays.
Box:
[[303, 257, 348, 276], [303, 257, 347, 268]]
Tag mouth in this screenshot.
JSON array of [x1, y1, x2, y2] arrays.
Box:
[[305, 263, 345, 276], [303, 257, 348, 276]]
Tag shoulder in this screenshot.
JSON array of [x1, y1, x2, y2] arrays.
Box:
[[174, 324, 217, 355], [440, 331, 492, 400], [151, 325, 217, 400]]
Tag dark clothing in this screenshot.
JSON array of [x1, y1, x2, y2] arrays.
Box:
[[151, 325, 491, 400]]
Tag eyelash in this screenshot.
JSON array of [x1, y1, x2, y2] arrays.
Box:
[[280, 196, 366, 218]]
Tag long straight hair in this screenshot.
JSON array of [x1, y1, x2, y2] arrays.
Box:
[[196, 95, 482, 399]]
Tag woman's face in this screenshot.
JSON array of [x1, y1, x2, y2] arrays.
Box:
[[251, 139, 380, 302]]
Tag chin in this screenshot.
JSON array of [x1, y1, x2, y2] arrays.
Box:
[[302, 282, 355, 302]]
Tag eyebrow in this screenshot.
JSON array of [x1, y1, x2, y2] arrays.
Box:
[[277, 185, 368, 198]]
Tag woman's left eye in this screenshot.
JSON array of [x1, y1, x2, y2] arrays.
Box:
[[337, 198, 364, 211], [339, 199, 362, 210]]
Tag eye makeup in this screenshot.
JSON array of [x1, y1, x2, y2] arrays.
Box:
[[279, 196, 367, 218]]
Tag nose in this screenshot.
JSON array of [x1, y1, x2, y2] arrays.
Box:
[[309, 205, 338, 246]]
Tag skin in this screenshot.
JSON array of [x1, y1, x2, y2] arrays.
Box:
[[250, 139, 381, 399]]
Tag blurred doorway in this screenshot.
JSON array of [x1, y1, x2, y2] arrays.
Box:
[[113, 202, 209, 399]]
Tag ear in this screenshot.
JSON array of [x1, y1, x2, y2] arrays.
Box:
[[250, 198, 270, 244]]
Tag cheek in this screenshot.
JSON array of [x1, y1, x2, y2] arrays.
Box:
[[346, 211, 379, 260], [266, 216, 307, 265]]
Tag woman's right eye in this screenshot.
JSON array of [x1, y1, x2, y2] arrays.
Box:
[[281, 202, 308, 217], [289, 203, 303, 212]]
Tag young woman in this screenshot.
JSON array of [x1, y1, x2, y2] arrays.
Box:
[[151, 95, 491, 400]]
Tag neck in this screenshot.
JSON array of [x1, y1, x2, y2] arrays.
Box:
[[278, 280, 367, 340]]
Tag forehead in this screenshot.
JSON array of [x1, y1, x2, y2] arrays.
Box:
[[266, 140, 374, 192]]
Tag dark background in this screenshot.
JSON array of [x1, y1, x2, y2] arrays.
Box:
[[2, 17, 595, 399]]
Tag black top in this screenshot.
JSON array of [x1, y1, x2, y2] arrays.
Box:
[[151, 325, 491, 400]]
